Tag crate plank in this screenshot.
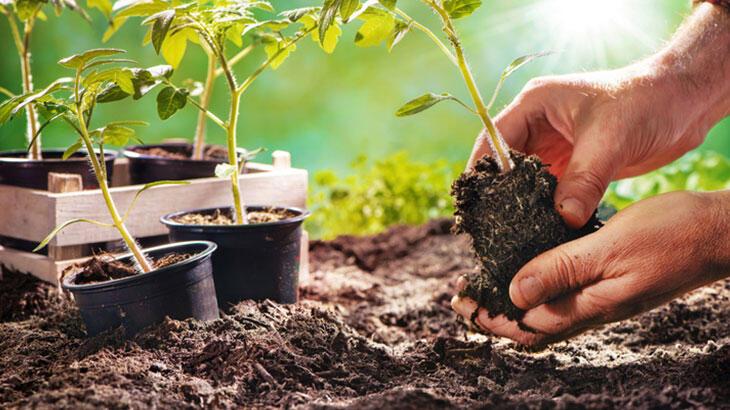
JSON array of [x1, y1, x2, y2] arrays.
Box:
[[0, 186, 55, 243]]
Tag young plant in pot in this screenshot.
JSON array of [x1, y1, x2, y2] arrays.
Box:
[[104, 0, 270, 184], [0, 0, 118, 190], [157, 2, 342, 309], [334, 0, 601, 323], [19, 48, 220, 336]]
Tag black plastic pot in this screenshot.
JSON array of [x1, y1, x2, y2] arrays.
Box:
[[160, 206, 309, 309], [124, 143, 241, 184], [0, 149, 116, 190], [62, 241, 219, 336]]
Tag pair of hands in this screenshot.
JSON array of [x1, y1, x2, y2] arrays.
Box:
[[452, 4, 730, 346]]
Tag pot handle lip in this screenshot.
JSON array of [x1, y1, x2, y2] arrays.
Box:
[[61, 240, 217, 291]]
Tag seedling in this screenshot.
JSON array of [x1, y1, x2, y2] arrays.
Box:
[[121, 0, 342, 224], [0, 48, 184, 273], [0, 0, 111, 159], [328, 0, 548, 173]]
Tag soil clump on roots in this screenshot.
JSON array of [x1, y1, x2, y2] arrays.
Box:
[[452, 151, 601, 321], [0, 220, 727, 408]]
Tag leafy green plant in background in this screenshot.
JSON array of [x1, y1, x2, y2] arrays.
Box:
[[604, 150, 730, 210], [113, 0, 342, 224], [0, 47, 185, 272], [0, 0, 110, 159], [308, 152, 462, 239], [325, 0, 547, 174]]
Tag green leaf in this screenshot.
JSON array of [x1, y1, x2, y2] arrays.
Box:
[[114, 0, 168, 19], [487, 51, 552, 110], [263, 38, 297, 69], [443, 0, 481, 19], [85, 68, 135, 95], [395, 92, 472, 116], [96, 65, 173, 103], [339, 0, 358, 20], [87, 0, 112, 17], [62, 140, 83, 160], [101, 123, 141, 145], [379, 0, 396, 10], [318, 0, 341, 47], [156, 86, 188, 120], [10, 78, 72, 117], [16, 0, 43, 21], [0, 96, 26, 124], [33, 218, 113, 252], [150, 9, 175, 54], [215, 163, 237, 179], [311, 21, 342, 54], [160, 28, 192, 69], [122, 180, 190, 222], [387, 20, 409, 51], [82, 58, 137, 71], [280, 7, 317, 22], [59, 48, 126, 70], [355, 11, 395, 48]]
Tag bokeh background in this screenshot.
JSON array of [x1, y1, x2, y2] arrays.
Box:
[[1, 0, 729, 237]]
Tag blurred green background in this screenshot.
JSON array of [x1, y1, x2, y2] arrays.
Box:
[[1, 0, 729, 238]]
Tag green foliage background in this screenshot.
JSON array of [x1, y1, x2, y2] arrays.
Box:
[[1, 0, 729, 238]]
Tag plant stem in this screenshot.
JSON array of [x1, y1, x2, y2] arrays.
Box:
[[428, 2, 513, 173], [73, 71, 153, 273], [192, 51, 216, 160], [9, 16, 42, 160], [226, 88, 246, 224], [215, 44, 254, 78]]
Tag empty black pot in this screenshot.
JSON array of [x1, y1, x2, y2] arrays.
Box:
[[62, 241, 219, 336], [160, 206, 309, 309], [0, 149, 116, 190], [124, 143, 242, 184]]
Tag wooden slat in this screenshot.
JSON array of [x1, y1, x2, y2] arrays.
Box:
[[0, 245, 58, 284], [0, 186, 55, 243], [47, 173, 89, 260], [50, 167, 308, 246]]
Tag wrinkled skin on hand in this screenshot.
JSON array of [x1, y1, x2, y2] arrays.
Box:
[[452, 191, 730, 347]]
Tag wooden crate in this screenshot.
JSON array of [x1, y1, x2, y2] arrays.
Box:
[[0, 151, 309, 284]]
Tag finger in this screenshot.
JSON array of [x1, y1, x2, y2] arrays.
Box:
[[520, 287, 605, 336], [451, 295, 548, 347], [554, 135, 621, 228], [456, 275, 468, 292], [509, 231, 604, 310]]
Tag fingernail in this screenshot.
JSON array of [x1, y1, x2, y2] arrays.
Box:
[[559, 197, 585, 221], [517, 276, 544, 306]]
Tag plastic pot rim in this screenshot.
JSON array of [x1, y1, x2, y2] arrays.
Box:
[[160, 205, 311, 231], [62, 240, 217, 292]]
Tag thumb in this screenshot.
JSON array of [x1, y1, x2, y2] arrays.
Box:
[[554, 137, 620, 228], [509, 231, 603, 310]]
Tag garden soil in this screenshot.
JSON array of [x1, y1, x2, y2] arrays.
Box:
[[1, 219, 728, 408]]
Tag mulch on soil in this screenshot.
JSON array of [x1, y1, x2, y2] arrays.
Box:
[[1, 219, 728, 408]]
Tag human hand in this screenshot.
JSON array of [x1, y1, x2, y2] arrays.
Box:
[[451, 191, 730, 347]]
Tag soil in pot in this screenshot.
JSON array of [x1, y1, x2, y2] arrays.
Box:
[[0, 149, 116, 190], [66, 252, 191, 285], [123, 143, 243, 184], [452, 151, 601, 322], [62, 241, 218, 336], [161, 206, 308, 309]]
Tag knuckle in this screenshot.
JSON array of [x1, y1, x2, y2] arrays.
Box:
[[565, 168, 609, 201], [550, 248, 579, 291], [521, 77, 552, 97]]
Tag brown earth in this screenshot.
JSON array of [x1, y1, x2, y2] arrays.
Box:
[[0, 219, 728, 408], [132, 145, 228, 161]]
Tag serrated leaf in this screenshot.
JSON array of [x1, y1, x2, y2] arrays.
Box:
[[395, 92, 471, 116], [33, 218, 113, 252], [215, 163, 237, 179], [160, 28, 191, 69], [101, 124, 134, 145], [339, 0, 358, 20], [443, 0, 481, 19], [85, 68, 135, 95], [311, 21, 341, 54], [59, 48, 126, 69], [10, 78, 72, 117], [318, 0, 341, 47], [263, 39, 297, 70], [96, 65, 173, 103], [151, 9, 175, 54], [62, 140, 83, 160], [355, 12, 395, 48], [156, 86, 188, 120]]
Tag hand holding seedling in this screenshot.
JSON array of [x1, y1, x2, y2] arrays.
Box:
[[455, 2, 730, 346]]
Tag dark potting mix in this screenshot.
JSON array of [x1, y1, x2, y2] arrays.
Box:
[[452, 151, 601, 321]]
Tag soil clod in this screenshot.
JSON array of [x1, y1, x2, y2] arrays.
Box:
[[452, 151, 601, 321], [66, 253, 192, 285]]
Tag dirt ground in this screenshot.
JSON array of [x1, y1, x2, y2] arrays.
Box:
[[0, 219, 728, 409]]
